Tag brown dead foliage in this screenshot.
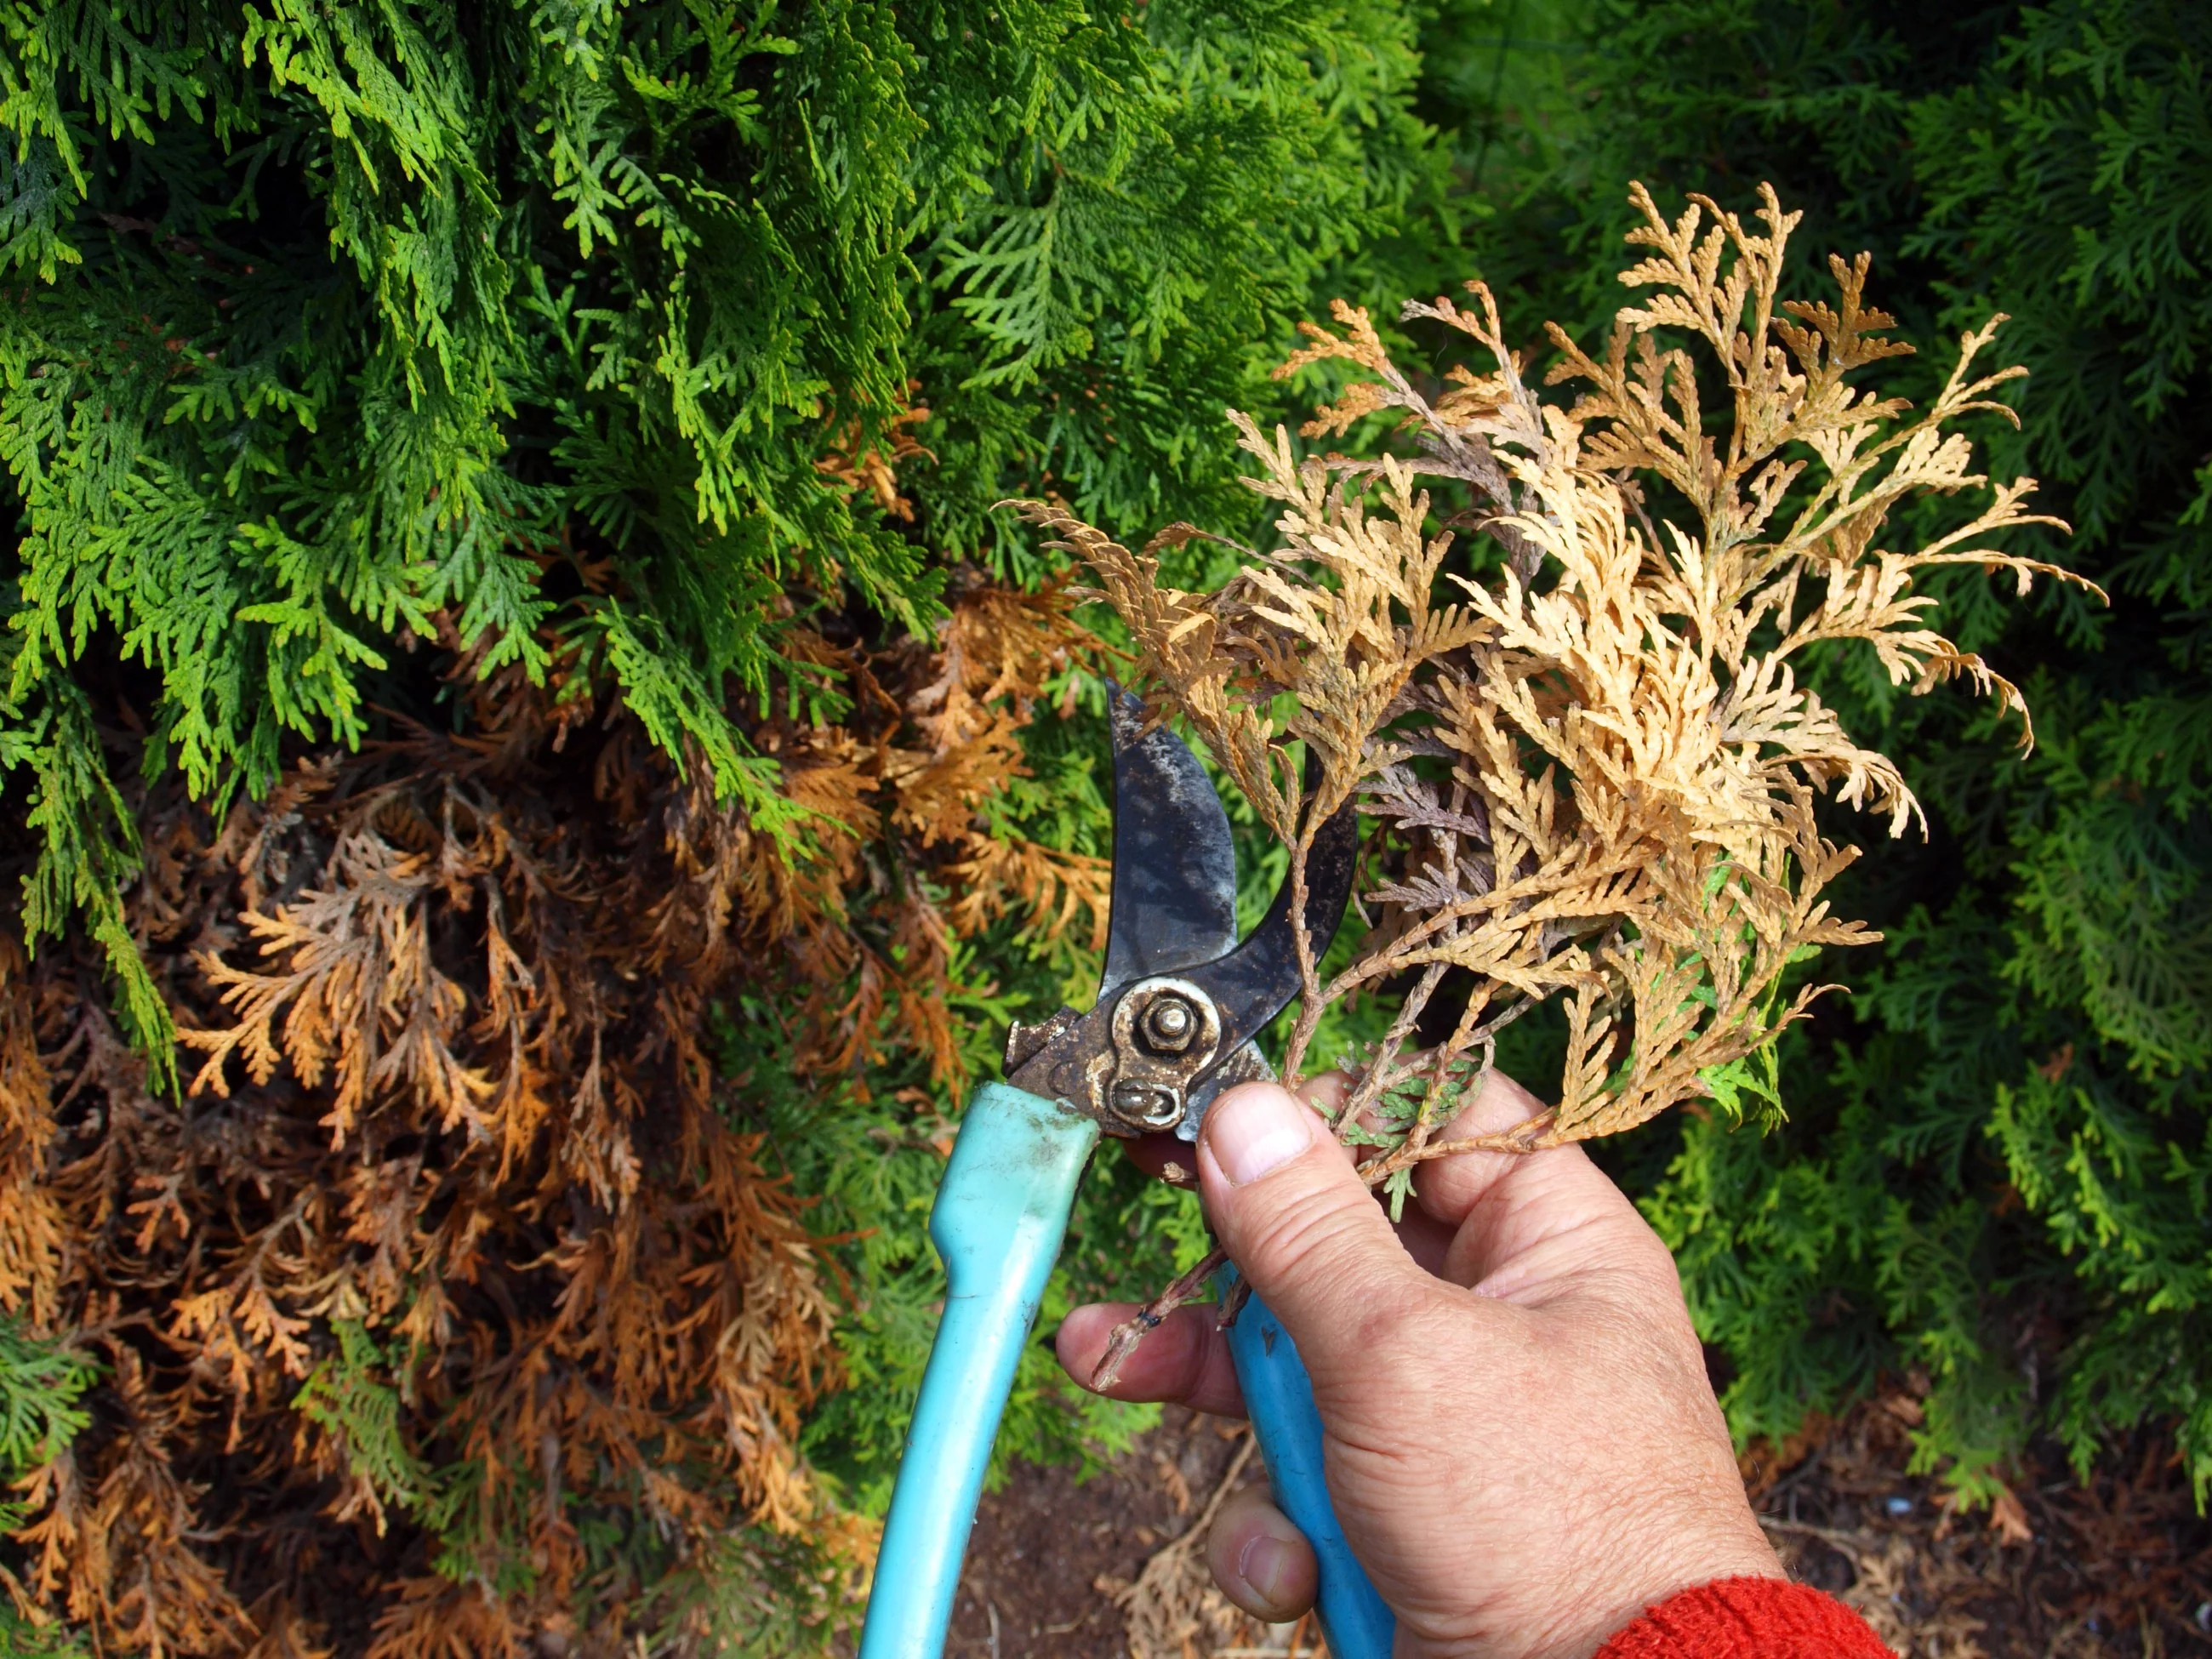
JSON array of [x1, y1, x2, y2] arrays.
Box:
[[1019, 183, 2098, 1194], [0, 577, 1102, 1656], [1115, 1432, 1259, 1659]]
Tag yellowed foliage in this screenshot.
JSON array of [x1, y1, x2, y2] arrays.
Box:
[[1018, 183, 2096, 1169], [813, 385, 936, 522]]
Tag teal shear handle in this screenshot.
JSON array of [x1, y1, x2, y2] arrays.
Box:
[[858, 1083, 1098, 1659], [852, 1081, 1397, 1659], [1219, 1265, 1397, 1659]]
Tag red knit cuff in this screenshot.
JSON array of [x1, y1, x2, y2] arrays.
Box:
[[1594, 1576, 1896, 1657]]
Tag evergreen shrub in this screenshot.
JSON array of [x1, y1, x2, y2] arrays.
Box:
[[0, 2, 1447, 1651], [1445, 0, 2212, 1507], [0, 0, 2205, 1651]]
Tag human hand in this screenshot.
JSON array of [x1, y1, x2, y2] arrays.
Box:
[[1055, 1071, 1782, 1658]]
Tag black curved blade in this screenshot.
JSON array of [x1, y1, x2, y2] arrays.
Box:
[[1175, 797, 1360, 1063], [1098, 685, 1240, 1001]]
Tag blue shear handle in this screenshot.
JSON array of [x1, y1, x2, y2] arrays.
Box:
[[858, 1083, 1100, 1659], [1217, 1265, 1397, 1659]]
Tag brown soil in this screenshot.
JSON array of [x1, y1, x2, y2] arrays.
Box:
[[946, 1408, 1268, 1658], [947, 1400, 2212, 1658], [1747, 1396, 2212, 1658]]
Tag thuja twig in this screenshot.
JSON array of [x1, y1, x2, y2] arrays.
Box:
[[1278, 797, 1325, 1089], [1091, 1246, 1229, 1391], [1330, 961, 1449, 1138], [1374, 1110, 1559, 1172]]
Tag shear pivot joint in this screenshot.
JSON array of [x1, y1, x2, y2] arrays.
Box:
[[1105, 977, 1221, 1132], [1001, 978, 1233, 1137]]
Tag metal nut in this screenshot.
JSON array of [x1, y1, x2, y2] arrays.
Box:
[[1139, 994, 1196, 1054]]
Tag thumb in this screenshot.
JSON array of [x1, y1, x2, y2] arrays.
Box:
[[1197, 1082, 1427, 1382]]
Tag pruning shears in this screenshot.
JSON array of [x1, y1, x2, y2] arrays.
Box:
[[857, 688, 1395, 1659]]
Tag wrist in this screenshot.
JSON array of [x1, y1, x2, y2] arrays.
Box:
[[1546, 1503, 1784, 1658]]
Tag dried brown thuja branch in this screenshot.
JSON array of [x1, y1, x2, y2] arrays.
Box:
[[0, 571, 1106, 1658], [1015, 184, 2099, 1238]]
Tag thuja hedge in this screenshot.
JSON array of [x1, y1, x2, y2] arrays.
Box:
[[0, 0, 1451, 1049], [0, 0, 2206, 1651], [0, 3, 1450, 1651], [1451, 0, 2212, 1504]]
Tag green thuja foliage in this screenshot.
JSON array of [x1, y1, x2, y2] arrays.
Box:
[[0, 0, 1449, 1053], [1445, 0, 2211, 1502], [0, 1607, 90, 1659], [0, 1319, 94, 1658], [294, 1320, 436, 1522], [0, 1316, 94, 1531]]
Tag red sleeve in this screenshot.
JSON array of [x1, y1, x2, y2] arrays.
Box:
[[1594, 1576, 1896, 1657]]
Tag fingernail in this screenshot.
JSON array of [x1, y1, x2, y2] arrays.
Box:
[[1206, 1086, 1314, 1186], [1239, 1534, 1300, 1605]]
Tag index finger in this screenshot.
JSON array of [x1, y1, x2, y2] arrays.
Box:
[[1054, 1301, 1247, 1417]]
